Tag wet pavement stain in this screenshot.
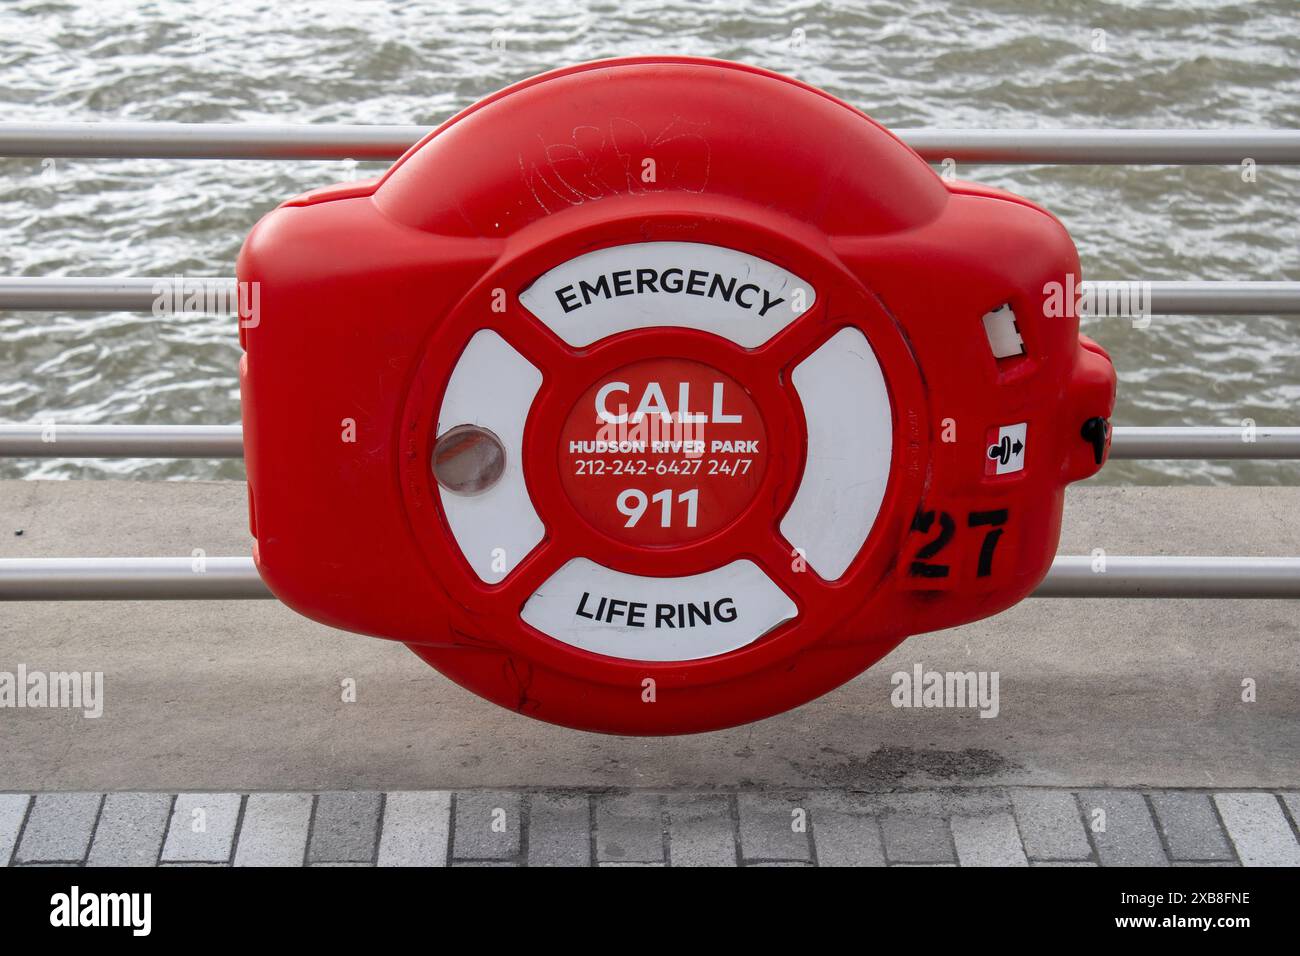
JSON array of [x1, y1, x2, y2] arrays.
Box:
[[794, 745, 1015, 787]]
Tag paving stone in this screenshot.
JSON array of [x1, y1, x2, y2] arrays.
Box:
[[15, 793, 101, 863], [453, 791, 521, 860], [0, 795, 30, 866], [1149, 791, 1233, 861], [309, 861, 372, 867], [1077, 790, 1167, 866], [160, 862, 227, 867], [87, 793, 172, 866], [1213, 793, 1300, 867], [234, 793, 312, 867], [852, 790, 1013, 817], [599, 861, 666, 866], [160, 793, 242, 863], [737, 793, 811, 862], [951, 812, 1028, 867], [595, 792, 663, 863], [810, 803, 885, 867], [1031, 860, 1096, 866], [1010, 789, 1092, 860], [880, 813, 954, 864], [378, 791, 451, 867], [665, 794, 735, 867], [19, 862, 81, 867], [527, 792, 590, 867], [10, 786, 1289, 870], [307, 791, 382, 864], [453, 860, 518, 867]]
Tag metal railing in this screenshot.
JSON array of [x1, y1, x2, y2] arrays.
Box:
[[3, 123, 1300, 164], [1, 121, 1297, 602], [2, 554, 1296, 601], [2, 423, 1298, 461], [3, 276, 1298, 315]]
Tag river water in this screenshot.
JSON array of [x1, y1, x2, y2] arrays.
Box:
[[1, 0, 1297, 484]]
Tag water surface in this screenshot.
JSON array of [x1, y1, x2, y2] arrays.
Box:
[[1, 0, 1297, 484]]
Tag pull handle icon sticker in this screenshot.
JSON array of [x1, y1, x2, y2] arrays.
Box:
[[985, 423, 1027, 475]]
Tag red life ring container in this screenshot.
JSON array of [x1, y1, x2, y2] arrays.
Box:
[[237, 57, 1116, 735]]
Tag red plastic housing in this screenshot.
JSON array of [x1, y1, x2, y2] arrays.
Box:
[[237, 57, 1115, 735]]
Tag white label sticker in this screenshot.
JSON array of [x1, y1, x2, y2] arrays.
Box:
[[518, 241, 815, 347], [521, 558, 797, 662], [987, 422, 1027, 475]]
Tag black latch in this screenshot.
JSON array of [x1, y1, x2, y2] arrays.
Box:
[[1080, 416, 1110, 465]]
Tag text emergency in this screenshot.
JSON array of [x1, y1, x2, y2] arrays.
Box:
[[554, 265, 788, 317]]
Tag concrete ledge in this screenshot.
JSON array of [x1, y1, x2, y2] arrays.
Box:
[[0, 481, 1297, 791]]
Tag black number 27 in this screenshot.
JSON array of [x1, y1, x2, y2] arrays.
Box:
[[908, 508, 1009, 579], [908, 509, 955, 578]]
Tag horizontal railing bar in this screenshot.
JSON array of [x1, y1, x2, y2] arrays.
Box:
[[1034, 556, 1300, 598], [1, 123, 1297, 164], [0, 276, 208, 312], [902, 129, 1300, 165], [1108, 427, 1300, 460], [1083, 281, 1300, 316], [1, 425, 1297, 460], [0, 557, 269, 600], [1, 555, 1296, 600], [0, 424, 244, 458], [3, 276, 1298, 315], [0, 122, 421, 161]]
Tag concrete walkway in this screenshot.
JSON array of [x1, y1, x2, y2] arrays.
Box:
[[3, 788, 1298, 867], [1, 481, 1298, 795]]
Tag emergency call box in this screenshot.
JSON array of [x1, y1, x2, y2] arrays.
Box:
[[238, 57, 1115, 734]]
